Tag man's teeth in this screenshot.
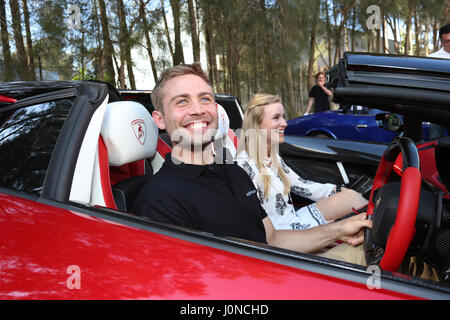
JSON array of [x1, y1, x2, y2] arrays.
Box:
[[189, 122, 207, 129]]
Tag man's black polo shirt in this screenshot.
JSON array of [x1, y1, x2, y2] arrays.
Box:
[[132, 153, 268, 243], [309, 85, 330, 112]]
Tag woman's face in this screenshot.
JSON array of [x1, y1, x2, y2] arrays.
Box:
[[259, 102, 287, 148]]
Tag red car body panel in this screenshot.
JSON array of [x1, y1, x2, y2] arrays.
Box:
[[0, 94, 16, 103], [0, 193, 418, 300]]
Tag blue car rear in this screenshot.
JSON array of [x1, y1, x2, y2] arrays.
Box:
[[285, 106, 447, 143]]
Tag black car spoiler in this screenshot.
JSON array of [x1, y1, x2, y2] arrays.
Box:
[[327, 53, 450, 124]]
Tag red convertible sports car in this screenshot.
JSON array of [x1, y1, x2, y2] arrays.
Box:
[[1, 53, 450, 302]]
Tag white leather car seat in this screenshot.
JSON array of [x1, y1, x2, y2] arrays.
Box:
[[213, 104, 238, 163], [91, 100, 158, 211]]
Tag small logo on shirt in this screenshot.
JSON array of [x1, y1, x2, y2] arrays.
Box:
[[246, 190, 256, 197]]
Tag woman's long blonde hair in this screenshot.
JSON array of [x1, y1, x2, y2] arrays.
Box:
[[237, 93, 291, 199]]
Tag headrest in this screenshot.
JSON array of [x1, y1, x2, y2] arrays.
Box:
[[101, 101, 158, 166], [214, 104, 230, 140]]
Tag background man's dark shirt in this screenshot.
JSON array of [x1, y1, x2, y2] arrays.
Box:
[[132, 153, 268, 243], [309, 85, 330, 112]]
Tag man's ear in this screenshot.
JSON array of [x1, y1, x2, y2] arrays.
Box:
[[152, 110, 166, 130]]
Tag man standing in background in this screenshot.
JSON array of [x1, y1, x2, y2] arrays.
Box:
[[428, 23, 450, 59], [304, 72, 333, 115]]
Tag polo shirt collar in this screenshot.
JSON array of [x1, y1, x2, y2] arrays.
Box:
[[164, 153, 212, 179]]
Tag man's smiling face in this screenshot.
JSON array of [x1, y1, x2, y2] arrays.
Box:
[[154, 74, 218, 148]]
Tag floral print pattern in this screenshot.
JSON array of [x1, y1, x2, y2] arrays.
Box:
[[236, 151, 335, 231]]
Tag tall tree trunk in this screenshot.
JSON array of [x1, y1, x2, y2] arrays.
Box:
[[351, 6, 356, 51], [117, 0, 135, 89], [279, 0, 295, 118], [160, 0, 174, 62], [375, 28, 381, 53], [202, 0, 219, 91], [170, 0, 184, 65], [139, 0, 158, 82], [9, 0, 30, 80], [80, 29, 85, 80], [432, 18, 438, 52], [226, 23, 234, 95], [381, 6, 388, 53], [117, 56, 126, 88], [299, 59, 304, 115], [344, 21, 349, 52], [92, 0, 104, 81], [223, 1, 241, 99], [307, 0, 320, 90], [404, 0, 413, 55], [187, 0, 200, 62], [424, 22, 429, 56], [324, 0, 332, 66], [98, 0, 115, 85], [332, 0, 340, 64], [260, 0, 274, 93], [22, 0, 35, 80], [394, 16, 399, 54], [414, 3, 420, 56], [125, 52, 135, 89], [38, 55, 42, 80], [0, 0, 13, 81]]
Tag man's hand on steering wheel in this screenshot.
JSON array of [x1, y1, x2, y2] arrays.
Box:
[[337, 213, 372, 246]]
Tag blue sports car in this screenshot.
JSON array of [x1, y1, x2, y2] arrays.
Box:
[[285, 105, 447, 143]]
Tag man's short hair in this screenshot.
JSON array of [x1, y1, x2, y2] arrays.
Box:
[[315, 71, 325, 81], [439, 23, 450, 40], [151, 63, 213, 113]]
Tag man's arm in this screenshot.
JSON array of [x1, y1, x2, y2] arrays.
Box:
[[317, 82, 333, 96], [305, 97, 314, 114], [262, 213, 372, 253]]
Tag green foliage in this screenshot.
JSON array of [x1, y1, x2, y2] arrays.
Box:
[[72, 67, 96, 81], [1, 0, 448, 116]]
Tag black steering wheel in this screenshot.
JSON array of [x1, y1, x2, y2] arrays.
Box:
[[364, 137, 421, 272]]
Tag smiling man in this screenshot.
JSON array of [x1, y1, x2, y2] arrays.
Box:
[[132, 63, 372, 260], [151, 65, 218, 164]]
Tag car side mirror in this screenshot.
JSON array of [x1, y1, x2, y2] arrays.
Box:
[[375, 113, 403, 132]]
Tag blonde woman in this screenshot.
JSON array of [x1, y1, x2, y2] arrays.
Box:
[[236, 93, 368, 231]]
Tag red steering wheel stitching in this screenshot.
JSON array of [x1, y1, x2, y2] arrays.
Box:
[[367, 137, 421, 272]]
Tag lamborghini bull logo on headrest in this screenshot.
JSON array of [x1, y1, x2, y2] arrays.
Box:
[[131, 119, 146, 145]]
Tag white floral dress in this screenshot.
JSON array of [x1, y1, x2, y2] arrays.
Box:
[[236, 151, 336, 230]]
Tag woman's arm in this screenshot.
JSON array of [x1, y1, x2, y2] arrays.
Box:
[[279, 157, 335, 201]]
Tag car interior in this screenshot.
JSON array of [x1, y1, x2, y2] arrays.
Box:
[[64, 83, 449, 284], [1, 81, 449, 287]]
